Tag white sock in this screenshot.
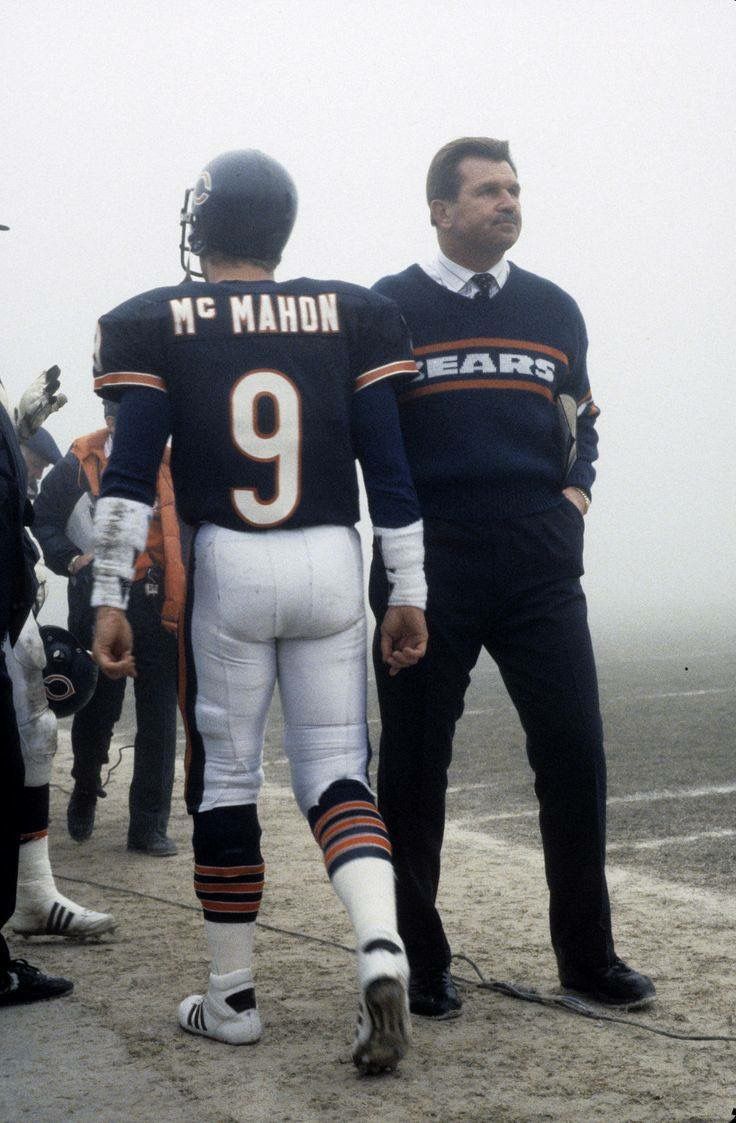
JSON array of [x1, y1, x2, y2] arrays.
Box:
[[204, 919, 256, 977], [331, 856, 399, 947], [16, 835, 56, 900]]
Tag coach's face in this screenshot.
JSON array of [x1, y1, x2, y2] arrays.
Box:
[[432, 157, 521, 269]]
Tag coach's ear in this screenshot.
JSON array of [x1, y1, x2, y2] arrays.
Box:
[[429, 198, 452, 230]]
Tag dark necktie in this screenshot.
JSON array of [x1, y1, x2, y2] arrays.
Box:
[[470, 272, 496, 301]]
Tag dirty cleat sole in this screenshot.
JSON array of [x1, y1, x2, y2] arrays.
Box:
[[353, 976, 410, 1076]]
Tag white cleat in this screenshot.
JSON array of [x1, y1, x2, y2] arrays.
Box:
[[178, 968, 262, 1045], [10, 896, 115, 939], [353, 936, 411, 1076]]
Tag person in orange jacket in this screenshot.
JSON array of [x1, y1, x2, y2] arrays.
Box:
[[33, 399, 185, 855]]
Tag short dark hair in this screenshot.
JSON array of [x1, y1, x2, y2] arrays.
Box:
[[426, 137, 517, 209]]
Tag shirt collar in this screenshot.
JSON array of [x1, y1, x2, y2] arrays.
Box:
[[422, 249, 510, 294]]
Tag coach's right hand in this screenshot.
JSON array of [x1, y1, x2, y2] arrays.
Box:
[[93, 606, 137, 679], [380, 606, 428, 676]]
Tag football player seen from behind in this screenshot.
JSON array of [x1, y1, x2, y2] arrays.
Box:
[[89, 149, 428, 1076]]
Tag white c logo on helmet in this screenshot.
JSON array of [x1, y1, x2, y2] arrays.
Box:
[[44, 673, 76, 702], [193, 170, 212, 207]]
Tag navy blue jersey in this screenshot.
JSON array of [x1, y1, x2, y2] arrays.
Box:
[[94, 278, 419, 531]]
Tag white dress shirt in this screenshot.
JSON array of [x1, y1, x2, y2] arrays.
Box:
[[421, 249, 509, 298]]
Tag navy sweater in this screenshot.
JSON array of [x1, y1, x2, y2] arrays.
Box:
[[374, 263, 599, 526]]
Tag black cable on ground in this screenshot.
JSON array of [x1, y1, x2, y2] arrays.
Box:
[[450, 953, 736, 1043], [54, 874, 736, 1043], [50, 743, 133, 798]]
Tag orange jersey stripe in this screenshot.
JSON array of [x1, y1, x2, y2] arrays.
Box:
[[413, 338, 569, 366], [195, 863, 265, 878], [313, 800, 379, 839], [399, 379, 554, 404], [94, 371, 167, 392], [178, 611, 194, 797], [354, 360, 418, 392], [324, 833, 393, 864]]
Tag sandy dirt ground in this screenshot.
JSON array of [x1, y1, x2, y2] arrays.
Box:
[[2, 725, 736, 1123]]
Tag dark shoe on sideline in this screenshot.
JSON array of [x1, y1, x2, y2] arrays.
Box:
[[0, 959, 74, 1006], [409, 966, 462, 1019], [560, 956, 656, 1010], [67, 785, 104, 842], [127, 833, 178, 857]]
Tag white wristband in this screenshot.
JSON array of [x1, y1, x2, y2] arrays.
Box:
[[374, 519, 427, 609], [91, 496, 152, 610]]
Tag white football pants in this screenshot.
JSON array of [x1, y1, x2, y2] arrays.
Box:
[[4, 614, 57, 787], [190, 523, 371, 815]]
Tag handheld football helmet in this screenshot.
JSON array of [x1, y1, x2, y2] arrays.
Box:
[[39, 625, 99, 718], [179, 149, 298, 278]]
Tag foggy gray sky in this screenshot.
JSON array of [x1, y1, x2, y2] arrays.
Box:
[[2, 0, 734, 634]]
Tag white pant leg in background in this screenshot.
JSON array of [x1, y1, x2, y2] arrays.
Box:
[[4, 614, 57, 787], [190, 524, 370, 814]]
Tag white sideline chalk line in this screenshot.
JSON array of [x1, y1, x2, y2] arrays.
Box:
[[451, 781, 736, 816], [442, 821, 736, 921], [257, 780, 736, 921], [608, 687, 735, 702], [459, 686, 734, 719], [607, 828, 736, 852]]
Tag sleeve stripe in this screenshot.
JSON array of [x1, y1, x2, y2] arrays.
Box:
[[354, 359, 418, 393], [94, 371, 167, 393]]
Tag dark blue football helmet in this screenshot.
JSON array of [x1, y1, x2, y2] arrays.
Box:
[[39, 625, 99, 718], [179, 149, 298, 277]]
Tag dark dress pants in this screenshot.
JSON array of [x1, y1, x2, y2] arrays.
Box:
[[370, 501, 614, 980], [68, 573, 178, 841]]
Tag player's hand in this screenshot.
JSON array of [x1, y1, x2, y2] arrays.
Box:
[[16, 365, 67, 440], [380, 605, 428, 676], [93, 606, 136, 680]]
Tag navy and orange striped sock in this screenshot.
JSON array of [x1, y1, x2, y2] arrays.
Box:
[[192, 804, 264, 924], [309, 779, 392, 878]]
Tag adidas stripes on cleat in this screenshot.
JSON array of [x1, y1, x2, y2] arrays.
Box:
[[10, 897, 115, 939], [352, 936, 411, 1076], [178, 968, 262, 1045]]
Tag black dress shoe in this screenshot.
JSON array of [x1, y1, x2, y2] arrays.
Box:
[[560, 956, 656, 1009], [409, 966, 462, 1019], [127, 833, 178, 857], [67, 785, 104, 842], [0, 959, 74, 1006]]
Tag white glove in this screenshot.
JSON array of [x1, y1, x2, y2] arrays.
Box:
[[16, 365, 67, 440]]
